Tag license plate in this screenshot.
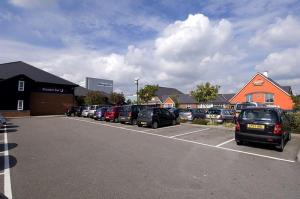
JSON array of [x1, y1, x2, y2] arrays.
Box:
[[141, 122, 147, 125], [120, 117, 125, 120], [247, 124, 265, 130], [208, 115, 217, 118]]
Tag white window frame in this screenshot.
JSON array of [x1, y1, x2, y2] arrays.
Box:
[[17, 100, 24, 111], [18, 80, 25, 91], [246, 94, 253, 102], [265, 93, 274, 103], [186, 104, 191, 109]]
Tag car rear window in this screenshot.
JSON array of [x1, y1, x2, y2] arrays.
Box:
[[122, 106, 132, 112], [240, 109, 278, 122], [236, 103, 256, 110], [208, 109, 221, 115]]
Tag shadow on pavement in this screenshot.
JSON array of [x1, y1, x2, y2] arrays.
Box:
[[0, 155, 17, 171], [0, 143, 18, 153]]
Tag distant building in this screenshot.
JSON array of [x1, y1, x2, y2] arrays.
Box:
[[86, 77, 113, 94]]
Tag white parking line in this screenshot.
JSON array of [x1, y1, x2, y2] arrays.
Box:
[[65, 117, 296, 163], [143, 125, 180, 132], [215, 138, 235, 147], [170, 128, 210, 138], [4, 127, 13, 199]]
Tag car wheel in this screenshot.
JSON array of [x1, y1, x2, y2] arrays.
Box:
[[288, 132, 291, 141], [114, 118, 119, 123], [152, 121, 158, 129], [172, 120, 176, 126], [276, 137, 284, 152], [132, 119, 137, 125], [120, 121, 125, 124], [236, 139, 242, 145], [137, 123, 142, 127]]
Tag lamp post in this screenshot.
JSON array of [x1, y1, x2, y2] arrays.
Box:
[[134, 78, 139, 105]]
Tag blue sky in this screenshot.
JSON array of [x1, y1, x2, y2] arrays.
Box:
[[1, 0, 300, 95]]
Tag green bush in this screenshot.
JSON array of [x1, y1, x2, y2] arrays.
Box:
[[180, 119, 188, 123], [287, 112, 300, 134], [192, 119, 209, 125]]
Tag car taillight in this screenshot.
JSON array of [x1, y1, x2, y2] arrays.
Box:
[[236, 121, 240, 131], [273, 124, 282, 135]]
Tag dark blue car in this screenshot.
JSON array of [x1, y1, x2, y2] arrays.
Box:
[[94, 107, 108, 121]]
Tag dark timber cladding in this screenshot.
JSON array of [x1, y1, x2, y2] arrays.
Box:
[[0, 61, 78, 116]]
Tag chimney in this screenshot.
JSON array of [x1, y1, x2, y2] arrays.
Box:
[[263, 71, 268, 77]]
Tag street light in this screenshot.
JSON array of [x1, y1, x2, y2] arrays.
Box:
[[134, 77, 139, 105]]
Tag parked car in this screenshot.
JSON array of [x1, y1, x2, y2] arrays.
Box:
[[104, 106, 121, 122], [75, 106, 85, 117], [235, 102, 265, 117], [235, 107, 291, 152], [179, 108, 206, 121], [88, 105, 99, 118], [206, 108, 235, 123], [81, 106, 91, 117], [166, 108, 181, 124], [119, 105, 146, 125], [0, 113, 7, 128], [65, 106, 78, 116], [137, 107, 176, 129], [94, 107, 108, 121]]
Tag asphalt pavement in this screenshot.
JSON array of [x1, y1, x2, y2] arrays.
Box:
[[1, 116, 300, 199]]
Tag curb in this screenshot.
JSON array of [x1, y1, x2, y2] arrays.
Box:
[[181, 122, 235, 130]]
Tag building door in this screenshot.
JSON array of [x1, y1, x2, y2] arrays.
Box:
[[30, 92, 74, 115]]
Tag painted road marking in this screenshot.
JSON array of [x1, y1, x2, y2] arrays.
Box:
[[215, 138, 235, 147], [143, 125, 180, 132], [170, 128, 210, 138], [4, 126, 13, 199], [65, 117, 296, 163]]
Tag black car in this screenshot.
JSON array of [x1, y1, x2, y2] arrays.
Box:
[[66, 106, 78, 117], [235, 107, 291, 152], [0, 113, 7, 128], [119, 105, 146, 125], [166, 108, 181, 124], [137, 107, 176, 129]]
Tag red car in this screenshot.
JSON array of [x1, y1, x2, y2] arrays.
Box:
[[104, 106, 121, 122]]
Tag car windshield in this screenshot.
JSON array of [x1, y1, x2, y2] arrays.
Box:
[[140, 108, 153, 115], [240, 109, 278, 122], [181, 109, 191, 113], [208, 109, 221, 115]]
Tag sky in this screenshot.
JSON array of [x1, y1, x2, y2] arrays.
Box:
[[1, 0, 300, 95]]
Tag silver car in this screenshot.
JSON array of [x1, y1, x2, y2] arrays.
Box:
[[81, 106, 91, 117], [88, 105, 99, 118], [206, 108, 235, 123]]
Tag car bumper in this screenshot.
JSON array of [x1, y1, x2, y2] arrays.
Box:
[[235, 131, 281, 145], [119, 116, 131, 123], [137, 120, 151, 126]]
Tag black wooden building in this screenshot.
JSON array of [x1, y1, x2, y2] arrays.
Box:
[[0, 61, 78, 116]]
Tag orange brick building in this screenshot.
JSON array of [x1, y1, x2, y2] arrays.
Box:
[[230, 72, 293, 110]]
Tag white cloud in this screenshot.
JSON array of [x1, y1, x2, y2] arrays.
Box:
[[249, 15, 300, 48], [255, 47, 300, 80], [9, 0, 57, 9]]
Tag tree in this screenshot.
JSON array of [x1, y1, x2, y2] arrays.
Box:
[[126, 99, 132, 105], [109, 92, 125, 105], [292, 95, 300, 111], [84, 91, 106, 105], [191, 82, 220, 103], [138, 85, 159, 104]]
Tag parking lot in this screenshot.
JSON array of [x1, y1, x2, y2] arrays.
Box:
[[1, 116, 300, 199]]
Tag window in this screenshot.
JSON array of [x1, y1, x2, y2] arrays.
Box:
[[246, 94, 252, 102], [265, 93, 274, 103], [17, 100, 24, 111], [186, 104, 191, 109], [18, 80, 25, 91]]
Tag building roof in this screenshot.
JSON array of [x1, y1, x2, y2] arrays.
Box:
[[155, 86, 183, 98], [0, 61, 77, 86], [202, 94, 235, 104], [165, 94, 198, 104]]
